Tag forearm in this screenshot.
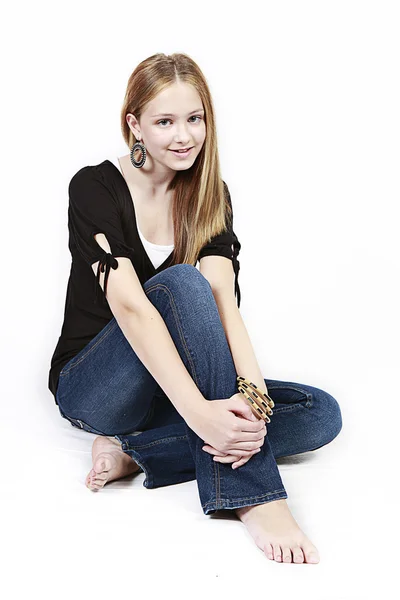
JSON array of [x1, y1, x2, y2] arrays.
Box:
[[212, 289, 268, 395], [117, 303, 207, 422]]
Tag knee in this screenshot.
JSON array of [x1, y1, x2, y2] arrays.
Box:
[[318, 390, 343, 443], [151, 264, 212, 294], [310, 385, 343, 446]]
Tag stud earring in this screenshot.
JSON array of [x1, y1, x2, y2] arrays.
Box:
[[130, 138, 147, 168]]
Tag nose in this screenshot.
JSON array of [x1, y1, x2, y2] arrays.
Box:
[[174, 122, 191, 145]]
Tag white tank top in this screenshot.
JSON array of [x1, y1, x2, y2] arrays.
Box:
[[110, 157, 174, 270]]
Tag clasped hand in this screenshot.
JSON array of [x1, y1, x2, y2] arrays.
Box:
[[187, 393, 267, 470]]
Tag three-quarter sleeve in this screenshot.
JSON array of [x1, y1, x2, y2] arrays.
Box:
[[197, 181, 242, 307], [68, 165, 134, 305]]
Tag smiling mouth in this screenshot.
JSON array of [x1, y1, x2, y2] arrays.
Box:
[[169, 147, 193, 152]]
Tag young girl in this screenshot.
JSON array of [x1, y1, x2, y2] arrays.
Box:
[[49, 52, 342, 564]]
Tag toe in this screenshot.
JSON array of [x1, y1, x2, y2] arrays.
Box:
[[94, 456, 110, 474], [86, 469, 104, 490], [263, 543, 274, 560], [93, 479, 106, 489], [292, 545, 304, 563], [303, 545, 320, 563], [282, 547, 292, 563], [306, 553, 319, 564], [273, 543, 282, 562]]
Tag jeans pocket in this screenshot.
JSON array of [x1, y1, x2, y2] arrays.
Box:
[[266, 384, 313, 413]]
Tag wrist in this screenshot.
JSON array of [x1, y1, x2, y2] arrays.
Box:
[[182, 396, 209, 427]]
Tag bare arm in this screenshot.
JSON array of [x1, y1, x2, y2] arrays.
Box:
[[116, 305, 208, 422], [92, 233, 208, 423], [200, 255, 268, 395], [213, 289, 268, 394]]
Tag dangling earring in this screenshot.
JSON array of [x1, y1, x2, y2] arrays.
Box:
[[130, 138, 147, 168]]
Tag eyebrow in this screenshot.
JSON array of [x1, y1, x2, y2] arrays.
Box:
[[151, 108, 204, 117]]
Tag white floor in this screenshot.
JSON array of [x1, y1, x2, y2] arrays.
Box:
[[3, 367, 396, 599]]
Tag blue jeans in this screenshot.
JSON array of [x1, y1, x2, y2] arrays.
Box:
[[56, 264, 342, 515]]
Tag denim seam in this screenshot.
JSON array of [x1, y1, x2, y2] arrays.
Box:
[[215, 461, 221, 507], [144, 282, 200, 387], [268, 384, 310, 393], [123, 434, 189, 450], [267, 386, 313, 411], [59, 320, 118, 376], [273, 401, 312, 414], [202, 488, 287, 510]]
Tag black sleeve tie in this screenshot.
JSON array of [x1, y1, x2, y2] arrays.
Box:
[[94, 251, 119, 305], [232, 236, 241, 308]]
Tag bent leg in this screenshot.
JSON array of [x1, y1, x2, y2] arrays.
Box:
[[56, 317, 161, 435], [124, 265, 289, 514], [263, 379, 343, 458], [56, 263, 341, 515]]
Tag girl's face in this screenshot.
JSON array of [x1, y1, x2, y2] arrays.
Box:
[[127, 81, 206, 171]]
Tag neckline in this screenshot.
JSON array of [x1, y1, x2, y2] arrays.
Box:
[[104, 159, 175, 274], [137, 225, 174, 249]]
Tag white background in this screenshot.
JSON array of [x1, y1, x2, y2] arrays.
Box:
[[1, 1, 399, 598]]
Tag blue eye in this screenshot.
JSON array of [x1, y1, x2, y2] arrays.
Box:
[[157, 115, 203, 127]]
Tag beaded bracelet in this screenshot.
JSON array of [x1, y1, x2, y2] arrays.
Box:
[[237, 376, 275, 423]]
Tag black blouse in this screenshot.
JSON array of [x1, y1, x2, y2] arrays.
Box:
[[48, 160, 241, 401]]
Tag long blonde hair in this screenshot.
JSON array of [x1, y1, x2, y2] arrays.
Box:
[[120, 52, 232, 266]]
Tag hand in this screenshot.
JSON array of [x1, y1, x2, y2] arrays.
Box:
[[185, 392, 267, 467], [202, 397, 267, 468]]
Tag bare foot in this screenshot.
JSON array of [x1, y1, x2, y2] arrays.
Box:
[[85, 436, 141, 491], [236, 499, 320, 564]]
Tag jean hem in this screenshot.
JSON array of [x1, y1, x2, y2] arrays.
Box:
[[114, 435, 153, 489], [202, 489, 288, 515]]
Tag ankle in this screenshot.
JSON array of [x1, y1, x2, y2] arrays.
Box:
[[236, 498, 288, 521]]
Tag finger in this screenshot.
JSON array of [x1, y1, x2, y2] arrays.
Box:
[[229, 440, 265, 452], [213, 454, 236, 463], [232, 458, 246, 469], [220, 446, 261, 457], [202, 442, 263, 458], [228, 434, 265, 450], [232, 449, 260, 469], [229, 427, 266, 444], [213, 449, 260, 464], [236, 417, 267, 433], [241, 429, 267, 441], [206, 444, 256, 458], [202, 445, 227, 457], [229, 403, 257, 423], [232, 456, 249, 469], [225, 439, 265, 454]]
